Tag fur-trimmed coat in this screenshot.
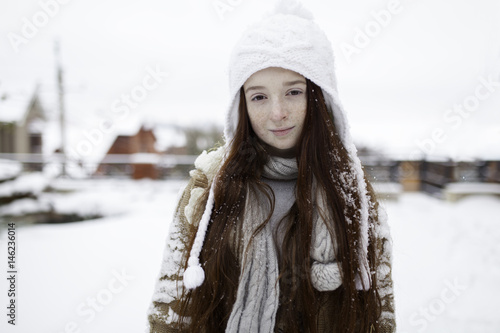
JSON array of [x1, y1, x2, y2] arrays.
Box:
[[146, 147, 396, 332]]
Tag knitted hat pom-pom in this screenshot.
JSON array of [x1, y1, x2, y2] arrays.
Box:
[[183, 264, 205, 289], [271, 0, 314, 20]]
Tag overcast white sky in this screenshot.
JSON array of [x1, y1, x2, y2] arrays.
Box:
[[1, 0, 499, 161]]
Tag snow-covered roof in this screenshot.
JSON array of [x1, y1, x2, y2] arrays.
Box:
[[0, 95, 32, 124], [78, 113, 189, 176], [113, 117, 144, 137], [94, 117, 187, 159], [152, 124, 186, 152], [0, 78, 44, 124]]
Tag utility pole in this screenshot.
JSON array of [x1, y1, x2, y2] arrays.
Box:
[[54, 39, 67, 177]]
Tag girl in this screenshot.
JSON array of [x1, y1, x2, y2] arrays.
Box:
[[147, 2, 396, 332]]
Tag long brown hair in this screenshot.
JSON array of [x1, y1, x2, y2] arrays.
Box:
[[177, 78, 382, 332]]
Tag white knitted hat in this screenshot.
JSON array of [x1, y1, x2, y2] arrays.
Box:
[[225, 1, 351, 148], [183, 0, 371, 291]]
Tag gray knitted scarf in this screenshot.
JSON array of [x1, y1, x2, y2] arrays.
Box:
[[225, 155, 342, 333]]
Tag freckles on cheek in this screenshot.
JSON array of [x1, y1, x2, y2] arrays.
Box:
[[286, 98, 307, 119], [248, 110, 267, 132]]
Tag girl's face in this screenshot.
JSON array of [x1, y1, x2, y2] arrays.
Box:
[[243, 67, 307, 151]]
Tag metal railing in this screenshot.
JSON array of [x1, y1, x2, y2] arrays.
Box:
[[1, 153, 499, 187]]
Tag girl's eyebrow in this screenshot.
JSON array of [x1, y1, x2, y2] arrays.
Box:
[[245, 80, 306, 94], [283, 80, 306, 87], [245, 85, 266, 94]]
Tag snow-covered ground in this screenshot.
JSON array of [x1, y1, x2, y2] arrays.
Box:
[[0, 159, 22, 181], [384, 193, 500, 332], [0, 178, 499, 333]]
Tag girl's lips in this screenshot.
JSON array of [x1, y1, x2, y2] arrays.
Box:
[[270, 126, 294, 137]]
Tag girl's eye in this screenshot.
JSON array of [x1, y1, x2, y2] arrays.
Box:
[[251, 95, 266, 102], [287, 90, 303, 96]]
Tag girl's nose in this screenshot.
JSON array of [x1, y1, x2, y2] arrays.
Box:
[[270, 99, 287, 121]]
